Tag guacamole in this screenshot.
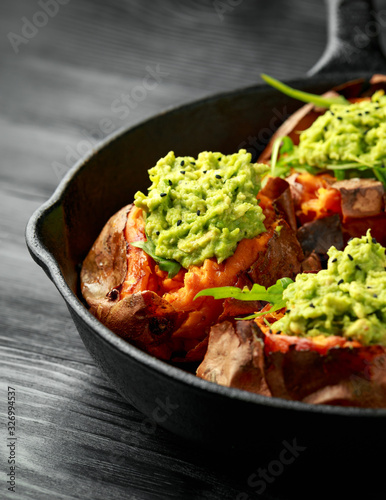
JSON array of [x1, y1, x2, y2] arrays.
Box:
[[134, 150, 268, 269], [295, 91, 386, 168], [272, 230, 386, 346]]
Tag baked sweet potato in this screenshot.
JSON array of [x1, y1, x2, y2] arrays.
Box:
[[80, 202, 310, 362], [259, 74, 386, 245], [197, 320, 386, 408]]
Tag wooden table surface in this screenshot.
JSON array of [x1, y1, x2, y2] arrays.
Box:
[[1, 1, 386, 499]]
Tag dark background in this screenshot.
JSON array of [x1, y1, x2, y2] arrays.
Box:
[[1, 1, 386, 499]]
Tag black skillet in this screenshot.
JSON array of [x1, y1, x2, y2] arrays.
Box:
[[26, 0, 386, 459]]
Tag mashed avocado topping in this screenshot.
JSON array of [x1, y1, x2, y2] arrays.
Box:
[[134, 150, 268, 269], [296, 91, 386, 168], [272, 230, 386, 346]]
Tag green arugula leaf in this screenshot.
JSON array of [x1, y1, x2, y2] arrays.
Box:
[[131, 239, 181, 278], [261, 74, 350, 108], [194, 277, 293, 319]]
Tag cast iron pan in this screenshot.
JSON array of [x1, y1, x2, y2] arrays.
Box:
[[26, 0, 386, 466]]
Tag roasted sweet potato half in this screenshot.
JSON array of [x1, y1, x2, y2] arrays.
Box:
[[197, 320, 386, 408], [80, 202, 310, 362], [258, 74, 386, 246]]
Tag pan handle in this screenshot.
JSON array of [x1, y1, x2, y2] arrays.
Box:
[[308, 0, 386, 76]]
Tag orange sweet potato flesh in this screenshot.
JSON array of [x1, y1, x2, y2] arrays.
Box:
[[197, 321, 386, 408]]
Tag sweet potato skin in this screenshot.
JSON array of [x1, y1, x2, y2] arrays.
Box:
[[196, 320, 271, 396], [265, 337, 386, 408]]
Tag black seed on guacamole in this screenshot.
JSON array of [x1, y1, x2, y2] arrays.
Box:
[[332, 258, 337, 263], [216, 174, 222, 179], [180, 160, 185, 166], [338, 279, 344, 285], [180, 170, 185, 174], [372, 237, 377, 244], [160, 193, 167, 197], [177, 220, 182, 226], [168, 180, 172, 185], [310, 303, 315, 308], [197, 210, 201, 216], [348, 254, 353, 260]]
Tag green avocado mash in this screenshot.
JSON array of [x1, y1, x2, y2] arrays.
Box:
[[272, 230, 386, 346], [134, 150, 268, 269], [296, 91, 386, 168]]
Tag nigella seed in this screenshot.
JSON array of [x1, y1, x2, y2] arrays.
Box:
[[168, 179, 172, 186], [177, 220, 182, 226], [160, 192, 167, 197], [348, 254, 353, 261], [216, 174, 222, 179], [372, 237, 377, 244], [330, 111, 335, 116], [203, 170, 207, 173], [338, 279, 344, 285], [180, 170, 185, 174], [365, 110, 370, 114], [285, 309, 291, 314], [276, 330, 282, 335], [374, 294, 378, 298], [197, 210, 201, 216], [180, 160, 185, 166], [356, 265, 361, 271], [332, 258, 337, 263], [324, 126, 328, 132], [156, 231, 160, 235], [310, 303, 315, 308], [358, 113, 362, 117], [337, 116, 343, 120]]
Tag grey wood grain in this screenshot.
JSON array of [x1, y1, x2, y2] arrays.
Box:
[[1, 0, 386, 499]]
